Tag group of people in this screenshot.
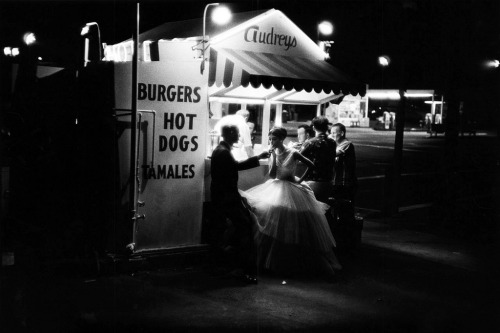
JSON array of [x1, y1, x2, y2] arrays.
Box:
[[210, 116, 357, 284]]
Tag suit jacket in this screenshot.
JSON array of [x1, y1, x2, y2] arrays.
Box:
[[210, 141, 261, 205], [300, 133, 336, 182], [333, 140, 357, 187]]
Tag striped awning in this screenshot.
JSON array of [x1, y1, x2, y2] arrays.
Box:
[[208, 47, 366, 97]]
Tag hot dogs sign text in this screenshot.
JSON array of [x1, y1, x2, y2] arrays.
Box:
[[139, 83, 202, 180]]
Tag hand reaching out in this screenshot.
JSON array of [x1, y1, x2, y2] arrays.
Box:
[[258, 151, 270, 159]]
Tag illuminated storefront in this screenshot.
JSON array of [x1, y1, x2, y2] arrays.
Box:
[[366, 89, 444, 130], [107, 9, 367, 143], [324, 94, 369, 128], [102, 9, 366, 253]]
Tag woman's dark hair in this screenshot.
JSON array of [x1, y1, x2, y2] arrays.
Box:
[[269, 127, 287, 140]]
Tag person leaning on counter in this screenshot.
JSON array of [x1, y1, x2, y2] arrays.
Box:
[[210, 124, 269, 284]]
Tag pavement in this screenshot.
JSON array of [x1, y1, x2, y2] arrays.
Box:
[[2, 207, 499, 333], [2, 128, 499, 332]]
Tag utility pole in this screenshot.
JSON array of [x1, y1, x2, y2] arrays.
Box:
[[128, 2, 140, 253], [390, 85, 406, 215], [384, 1, 412, 217]]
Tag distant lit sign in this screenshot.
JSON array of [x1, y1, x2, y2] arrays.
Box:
[[368, 90, 434, 100], [367, 91, 400, 100]]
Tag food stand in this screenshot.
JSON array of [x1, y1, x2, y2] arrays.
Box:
[[100, 9, 366, 255]]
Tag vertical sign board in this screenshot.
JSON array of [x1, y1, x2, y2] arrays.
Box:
[[114, 60, 207, 252]]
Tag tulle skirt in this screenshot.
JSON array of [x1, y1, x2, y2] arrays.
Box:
[[240, 179, 342, 275]]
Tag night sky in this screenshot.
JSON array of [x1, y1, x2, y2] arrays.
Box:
[[1, 0, 499, 124]]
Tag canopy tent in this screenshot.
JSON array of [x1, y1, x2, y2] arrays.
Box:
[[106, 8, 367, 148], [208, 47, 364, 102], [205, 9, 365, 105], [109, 9, 366, 105]]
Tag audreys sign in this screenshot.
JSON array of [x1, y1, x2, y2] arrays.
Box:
[[244, 25, 297, 50]]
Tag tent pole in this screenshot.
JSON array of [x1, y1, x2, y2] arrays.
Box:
[[262, 100, 271, 150], [275, 103, 283, 127], [316, 103, 322, 117]]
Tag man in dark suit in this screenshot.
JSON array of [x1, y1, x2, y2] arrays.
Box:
[[300, 116, 337, 236], [300, 116, 336, 204], [211, 124, 269, 283]]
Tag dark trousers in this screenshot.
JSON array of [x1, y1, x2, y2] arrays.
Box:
[[306, 180, 337, 236], [213, 199, 257, 275], [332, 185, 356, 206], [331, 185, 359, 251], [306, 180, 334, 204]]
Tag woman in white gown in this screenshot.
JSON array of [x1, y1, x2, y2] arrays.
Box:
[[240, 127, 342, 277]]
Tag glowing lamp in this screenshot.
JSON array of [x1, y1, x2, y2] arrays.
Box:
[[212, 6, 231, 25], [486, 59, 499, 68], [23, 32, 36, 45], [81, 26, 90, 36], [318, 21, 334, 36], [81, 22, 102, 66], [200, 3, 232, 74], [378, 56, 390, 67]]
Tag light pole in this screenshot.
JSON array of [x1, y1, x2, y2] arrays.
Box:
[[200, 3, 231, 74], [377, 53, 408, 217], [81, 22, 102, 67], [317, 20, 333, 42], [317, 20, 333, 57]]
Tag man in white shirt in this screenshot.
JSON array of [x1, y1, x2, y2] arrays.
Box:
[[235, 110, 254, 158], [214, 109, 254, 160]]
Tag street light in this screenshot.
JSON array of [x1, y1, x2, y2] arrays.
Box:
[[377, 55, 390, 89], [378, 55, 390, 67], [81, 22, 102, 66], [200, 3, 231, 74], [318, 21, 333, 37], [212, 6, 231, 25], [486, 59, 499, 68], [23, 32, 36, 45], [317, 20, 333, 57]]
